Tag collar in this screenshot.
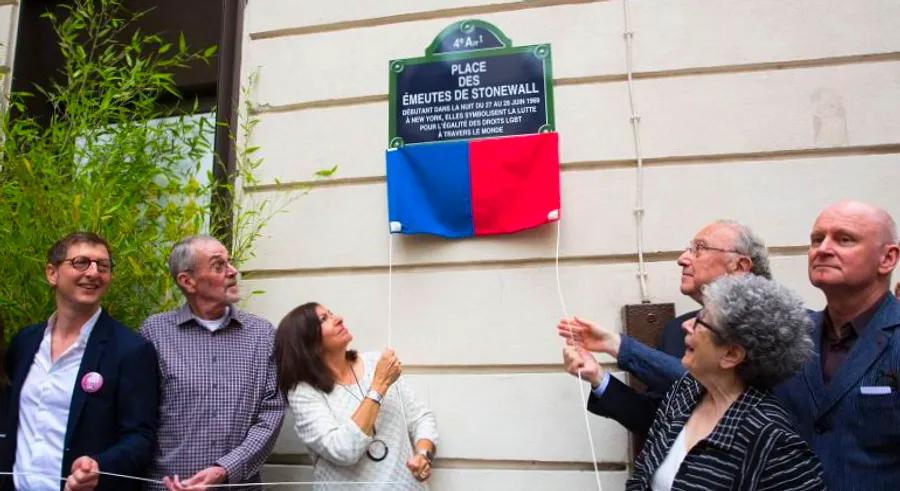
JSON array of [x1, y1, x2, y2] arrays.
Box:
[[823, 291, 889, 340], [175, 303, 243, 330], [45, 307, 103, 347], [671, 375, 767, 451]]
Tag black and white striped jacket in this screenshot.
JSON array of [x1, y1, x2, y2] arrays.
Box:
[[627, 374, 826, 491]]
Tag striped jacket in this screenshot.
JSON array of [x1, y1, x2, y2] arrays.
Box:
[[627, 375, 825, 491]]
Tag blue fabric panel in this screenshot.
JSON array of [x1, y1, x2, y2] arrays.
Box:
[[385, 141, 474, 238]]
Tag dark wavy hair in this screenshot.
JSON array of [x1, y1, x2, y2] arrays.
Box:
[[274, 302, 356, 394]]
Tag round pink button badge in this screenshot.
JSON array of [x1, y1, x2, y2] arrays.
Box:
[[81, 372, 104, 393]]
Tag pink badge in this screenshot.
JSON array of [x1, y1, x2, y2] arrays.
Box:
[[81, 372, 104, 393]]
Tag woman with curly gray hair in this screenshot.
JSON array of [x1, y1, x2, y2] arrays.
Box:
[[627, 275, 825, 490]]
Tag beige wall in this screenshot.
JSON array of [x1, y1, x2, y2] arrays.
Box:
[[241, 1, 900, 488]]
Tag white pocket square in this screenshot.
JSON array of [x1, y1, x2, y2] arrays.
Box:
[[860, 386, 892, 395]]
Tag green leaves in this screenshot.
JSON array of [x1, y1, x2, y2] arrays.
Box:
[[315, 165, 338, 178], [0, 0, 223, 338], [0, 0, 329, 342]]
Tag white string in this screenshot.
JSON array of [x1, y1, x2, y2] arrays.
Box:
[[0, 471, 401, 488], [555, 220, 603, 491], [387, 230, 394, 349], [386, 231, 415, 455], [623, 0, 651, 303]]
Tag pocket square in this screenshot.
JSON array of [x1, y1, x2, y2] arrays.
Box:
[[860, 386, 892, 395]]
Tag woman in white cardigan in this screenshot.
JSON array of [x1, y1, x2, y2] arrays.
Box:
[[274, 302, 438, 490]]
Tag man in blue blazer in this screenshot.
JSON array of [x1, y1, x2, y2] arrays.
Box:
[[775, 201, 900, 489], [0, 233, 159, 491]]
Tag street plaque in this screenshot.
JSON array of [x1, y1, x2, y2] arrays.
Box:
[[389, 20, 554, 147]]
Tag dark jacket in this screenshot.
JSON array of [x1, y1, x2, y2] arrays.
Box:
[[587, 310, 693, 436], [0, 311, 159, 491]]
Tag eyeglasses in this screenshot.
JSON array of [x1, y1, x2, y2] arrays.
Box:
[[208, 258, 235, 274], [185, 258, 236, 275], [63, 256, 113, 273], [693, 311, 724, 338], [685, 241, 740, 257]]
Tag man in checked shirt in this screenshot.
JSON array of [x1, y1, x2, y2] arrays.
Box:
[[140, 235, 285, 490]]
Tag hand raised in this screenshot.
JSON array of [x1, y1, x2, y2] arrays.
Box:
[[557, 316, 622, 358], [372, 348, 402, 393]]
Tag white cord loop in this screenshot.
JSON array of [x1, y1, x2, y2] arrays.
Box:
[[623, 0, 651, 303]]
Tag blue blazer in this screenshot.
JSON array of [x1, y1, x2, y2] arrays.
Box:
[[775, 294, 900, 490], [0, 311, 159, 491]]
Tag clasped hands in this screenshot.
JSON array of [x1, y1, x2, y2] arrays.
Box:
[[162, 466, 227, 491]]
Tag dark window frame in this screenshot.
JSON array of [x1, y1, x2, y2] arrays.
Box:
[[11, 0, 246, 246]]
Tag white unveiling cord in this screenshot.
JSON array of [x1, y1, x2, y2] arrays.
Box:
[[0, 471, 401, 488], [555, 220, 603, 491], [388, 230, 395, 349], [623, 0, 650, 303], [386, 231, 414, 454]]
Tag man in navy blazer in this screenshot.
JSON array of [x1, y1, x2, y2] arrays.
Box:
[[774, 201, 900, 489], [0, 232, 159, 491]]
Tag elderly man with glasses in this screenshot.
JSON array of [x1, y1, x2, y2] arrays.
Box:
[[558, 220, 770, 436], [140, 235, 285, 491], [0, 232, 160, 491]]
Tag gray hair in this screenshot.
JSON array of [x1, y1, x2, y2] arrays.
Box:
[[715, 219, 772, 280], [702, 275, 813, 389], [167, 234, 220, 281]]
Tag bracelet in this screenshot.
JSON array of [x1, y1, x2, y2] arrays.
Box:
[[416, 448, 434, 463], [365, 388, 384, 405]]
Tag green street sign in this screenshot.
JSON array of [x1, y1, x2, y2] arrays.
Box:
[[388, 20, 555, 147]]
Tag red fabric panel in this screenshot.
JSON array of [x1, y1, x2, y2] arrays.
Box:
[[468, 132, 560, 236]]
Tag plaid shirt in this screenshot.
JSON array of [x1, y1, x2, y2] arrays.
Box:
[[140, 304, 285, 490]]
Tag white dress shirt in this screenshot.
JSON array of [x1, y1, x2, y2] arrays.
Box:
[[14, 308, 101, 491]]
